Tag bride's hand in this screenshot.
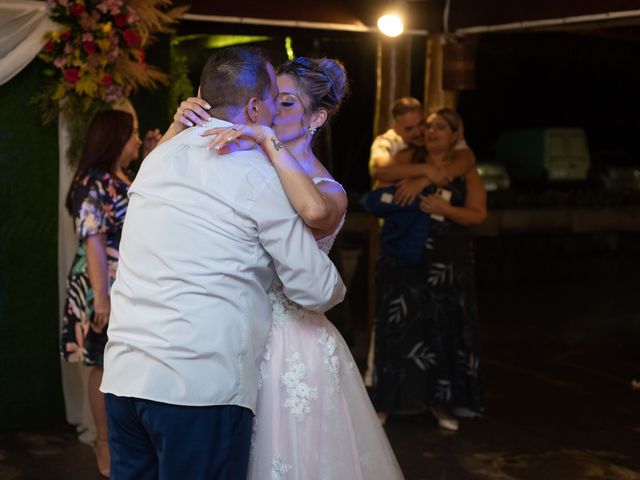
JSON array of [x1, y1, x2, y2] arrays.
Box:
[[173, 97, 212, 129], [203, 124, 273, 153]]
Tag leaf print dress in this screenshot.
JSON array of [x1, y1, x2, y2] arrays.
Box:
[[61, 169, 129, 366], [374, 176, 484, 418], [248, 177, 404, 480]]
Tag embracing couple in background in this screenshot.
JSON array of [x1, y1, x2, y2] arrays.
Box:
[[100, 46, 404, 479]]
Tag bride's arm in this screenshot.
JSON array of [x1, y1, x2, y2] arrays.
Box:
[[207, 125, 347, 234], [260, 129, 346, 233], [157, 97, 212, 147]]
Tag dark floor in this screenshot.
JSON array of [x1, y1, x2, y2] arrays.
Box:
[[2, 332, 638, 480], [1, 232, 639, 479]]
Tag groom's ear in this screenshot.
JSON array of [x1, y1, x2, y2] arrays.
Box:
[[246, 97, 260, 124]]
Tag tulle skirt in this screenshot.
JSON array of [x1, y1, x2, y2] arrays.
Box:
[[247, 307, 405, 480]]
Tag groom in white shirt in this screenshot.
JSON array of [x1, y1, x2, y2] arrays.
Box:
[[100, 46, 346, 480]]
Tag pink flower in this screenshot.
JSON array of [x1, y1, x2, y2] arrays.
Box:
[[109, 29, 120, 45], [97, 0, 123, 15], [104, 84, 124, 102], [63, 68, 80, 84], [107, 47, 120, 63], [82, 41, 96, 54], [64, 42, 74, 54], [122, 29, 141, 48], [126, 8, 139, 24], [54, 58, 67, 69], [102, 73, 113, 86], [82, 33, 94, 42]]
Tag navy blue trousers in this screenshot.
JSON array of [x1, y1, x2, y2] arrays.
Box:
[[105, 394, 253, 480]]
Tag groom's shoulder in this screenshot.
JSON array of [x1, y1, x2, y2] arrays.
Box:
[[225, 148, 279, 184]]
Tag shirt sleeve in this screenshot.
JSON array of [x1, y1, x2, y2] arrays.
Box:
[[369, 136, 393, 177], [361, 186, 423, 218], [75, 178, 109, 241], [251, 177, 346, 314]]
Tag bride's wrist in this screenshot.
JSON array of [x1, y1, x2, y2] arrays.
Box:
[[261, 129, 285, 153], [258, 126, 275, 145]]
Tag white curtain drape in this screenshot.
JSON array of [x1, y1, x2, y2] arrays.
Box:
[[0, 0, 56, 85]]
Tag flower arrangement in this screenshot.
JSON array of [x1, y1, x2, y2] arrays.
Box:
[[35, 0, 187, 162]]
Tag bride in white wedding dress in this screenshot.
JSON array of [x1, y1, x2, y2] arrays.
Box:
[[190, 56, 404, 480]]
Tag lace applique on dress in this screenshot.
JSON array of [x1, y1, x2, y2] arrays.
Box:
[[271, 457, 291, 480], [317, 327, 340, 389], [257, 339, 273, 389], [281, 349, 318, 421], [268, 282, 305, 326]]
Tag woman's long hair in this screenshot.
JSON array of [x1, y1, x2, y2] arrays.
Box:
[[65, 110, 134, 215]]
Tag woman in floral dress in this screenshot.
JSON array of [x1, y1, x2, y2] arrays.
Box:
[[61, 109, 141, 477]]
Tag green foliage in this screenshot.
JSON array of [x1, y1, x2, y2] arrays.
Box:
[[0, 60, 64, 429], [168, 45, 193, 120]]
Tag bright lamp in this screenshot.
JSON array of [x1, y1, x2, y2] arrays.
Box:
[[377, 14, 404, 37]]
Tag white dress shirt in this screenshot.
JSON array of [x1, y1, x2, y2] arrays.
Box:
[[100, 117, 346, 412]]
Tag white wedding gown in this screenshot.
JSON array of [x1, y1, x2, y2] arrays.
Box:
[[247, 177, 404, 480]]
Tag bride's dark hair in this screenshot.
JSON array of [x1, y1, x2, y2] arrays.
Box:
[[277, 57, 349, 121]]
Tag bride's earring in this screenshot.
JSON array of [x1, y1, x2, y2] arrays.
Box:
[[308, 126, 317, 135]]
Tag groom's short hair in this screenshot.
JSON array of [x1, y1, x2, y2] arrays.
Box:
[[200, 46, 272, 118]]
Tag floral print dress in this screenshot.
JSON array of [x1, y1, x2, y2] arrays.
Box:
[[61, 169, 129, 366], [374, 176, 484, 417]]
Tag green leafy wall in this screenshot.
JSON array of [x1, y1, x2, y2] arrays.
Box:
[[0, 59, 64, 429]]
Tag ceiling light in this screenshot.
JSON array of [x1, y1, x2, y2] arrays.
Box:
[[377, 14, 404, 37]]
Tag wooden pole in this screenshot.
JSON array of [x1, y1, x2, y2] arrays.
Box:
[[424, 34, 458, 111], [374, 36, 412, 136]]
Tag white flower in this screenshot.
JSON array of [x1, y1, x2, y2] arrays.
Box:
[[281, 350, 318, 421], [271, 456, 291, 480]]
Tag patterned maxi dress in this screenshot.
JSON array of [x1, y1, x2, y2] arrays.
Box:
[[374, 176, 484, 417], [61, 169, 129, 366], [248, 177, 404, 480]]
